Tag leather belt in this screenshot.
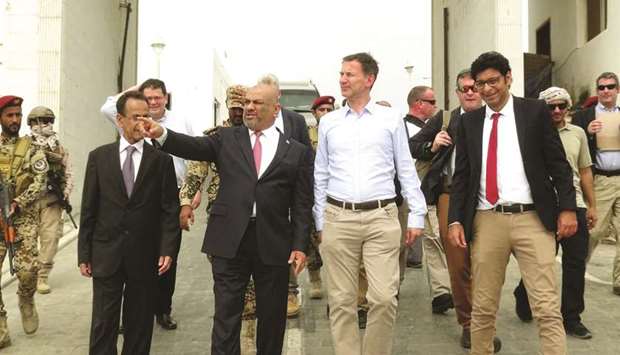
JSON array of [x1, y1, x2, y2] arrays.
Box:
[[327, 196, 396, 211], [493, 204, 535, 214], [594, 167, 620, 177]]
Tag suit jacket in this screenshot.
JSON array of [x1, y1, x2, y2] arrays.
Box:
[[411, 108, 462, 204], [281, 108, 312, 148], [571, 105, 620, 170], [78, 142, 180, 279], [161, 127, 313, 266], [448, 97, 577, 241]]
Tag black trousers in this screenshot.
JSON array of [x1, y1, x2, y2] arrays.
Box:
[[514, 208, 589, 326], [90, 268, 156, 355], [156, 227, 182, 315], [210, 221, 289, 355]]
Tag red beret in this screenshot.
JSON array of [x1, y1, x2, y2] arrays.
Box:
[[0, 95, 23, 112], [312, 96, 335, 110]]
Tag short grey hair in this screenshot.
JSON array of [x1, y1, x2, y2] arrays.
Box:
[[258, 73, 280, 90]]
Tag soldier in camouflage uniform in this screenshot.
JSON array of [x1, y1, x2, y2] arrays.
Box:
[[0, 96, 49, 348], [306, 96, 335, 300], [27, 106, 73, 294], [177, 85, 260, 341]]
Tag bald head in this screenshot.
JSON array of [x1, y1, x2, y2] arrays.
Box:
[[243, 84, 281, 131]]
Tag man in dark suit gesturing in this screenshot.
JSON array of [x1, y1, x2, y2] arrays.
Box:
[[447, 52, 577, 355], [78, 91, 180, 355], [142, 83, 314, 355]]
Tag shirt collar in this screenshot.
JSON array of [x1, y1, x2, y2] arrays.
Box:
[[485, 95, 514, 119], [249, 122, 280, 140], [344, 100, 376, 117], [596, 102, 619, 113], [119, 136, 144, 154]]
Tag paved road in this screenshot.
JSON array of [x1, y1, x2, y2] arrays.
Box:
[[1, 209, 619, 354]]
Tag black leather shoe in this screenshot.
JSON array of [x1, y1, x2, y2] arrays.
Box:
[[460, 328, 501, 352], [357, 309, 367, 329], [431, 293, 454, 314], [513, 286, 533, 322], [565, 322, 592, 339], [156, 314, 178, 330]]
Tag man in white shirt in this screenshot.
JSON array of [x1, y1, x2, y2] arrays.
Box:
[[572, 71, 620, 296], [100, 79, 194, 330], [314, 52, 426, 355]]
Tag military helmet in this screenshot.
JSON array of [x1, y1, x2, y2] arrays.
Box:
[[27, 106, 55, 124]]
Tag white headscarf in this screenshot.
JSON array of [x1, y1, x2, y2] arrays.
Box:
[[538, 86, 572, 108]]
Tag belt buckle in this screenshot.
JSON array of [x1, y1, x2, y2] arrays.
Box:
[[499, 204, 512, 215]]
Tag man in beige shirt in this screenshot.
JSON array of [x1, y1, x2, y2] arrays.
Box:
[[513, 86, 597, 339]]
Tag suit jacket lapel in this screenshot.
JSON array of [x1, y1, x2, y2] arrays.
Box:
[[472, 109, 485, 173], [513, 97, 528, 158], [260, 133, 291, 180], [281, 110, 293, 140], [131, 142, 156, 199], [234, 127, 258, 179], [109, 142, 129, 203]]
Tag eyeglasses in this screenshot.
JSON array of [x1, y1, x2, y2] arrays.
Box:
[[316, 107, 333, 113], [547, 103, 568, 111], [419, 99, 436, 106], [474, 76, 503, 90], [597, 84, 618, 91], [458, 85, 476, 93]]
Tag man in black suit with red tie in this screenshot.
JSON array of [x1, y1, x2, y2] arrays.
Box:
[[141, 83, 313, 355], [78, 91, 180, 355], [447, 51, 577, 355]]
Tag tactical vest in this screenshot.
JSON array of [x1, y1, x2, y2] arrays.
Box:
[[0, 137, 33, 195], [308, 126, 318, 151]]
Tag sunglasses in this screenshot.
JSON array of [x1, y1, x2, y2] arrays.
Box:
[[458, 85, 476, 93], [547, 103, 568, 111], [597, 84, 617, 91], [419, 99, 436, 106], [32, 117, 54, 124]]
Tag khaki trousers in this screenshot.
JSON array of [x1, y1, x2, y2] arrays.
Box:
[[321, 203, 401, 355], [37, 193, 63, 279], [587, 175, 620, 287], [437, 193, 472, 328], [470, 210, 565, 355], [397, 203, 408, 284], [423, 206, 451, 298]]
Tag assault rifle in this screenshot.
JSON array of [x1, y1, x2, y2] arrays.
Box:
[[47, 180, 77, 229], [0, 174, 16, 275]]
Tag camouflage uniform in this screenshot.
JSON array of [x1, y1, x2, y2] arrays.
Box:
[[178, 85, 258, 320], [0, 135, 48, 321], [306, 125, 322, 274], [27, 106, 73, 293]]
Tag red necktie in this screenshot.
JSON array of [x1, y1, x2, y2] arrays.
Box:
[[253, 131, 262, 175], [486, 113, 501, 204]]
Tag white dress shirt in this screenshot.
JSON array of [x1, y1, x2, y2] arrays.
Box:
[[313, 101, 427, 231], [101, 96, 195, 187], [594, 102, 620, 171], [118, 137, 144, 181], [478, 95, 533, 209]]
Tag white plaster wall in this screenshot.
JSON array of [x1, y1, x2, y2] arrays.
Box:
[[432, 0, 524, 110], [528, 0, 620, 104], [59, 0, 138, 208]]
